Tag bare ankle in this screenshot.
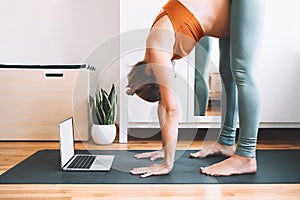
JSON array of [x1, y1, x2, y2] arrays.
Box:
[[217, 142, 235, 149], [233, 153, 256, 160]]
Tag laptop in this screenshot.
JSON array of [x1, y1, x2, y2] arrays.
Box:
[[58, 117, 114, 171]]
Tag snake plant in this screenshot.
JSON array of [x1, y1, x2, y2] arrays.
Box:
[[89, 84, 117, 125]]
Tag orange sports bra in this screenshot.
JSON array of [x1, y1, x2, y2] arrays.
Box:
[[152, 0, 204, 60]]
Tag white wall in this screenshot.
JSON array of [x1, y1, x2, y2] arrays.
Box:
[[258, 0, 300, 123], [0, 0, 120, 64]]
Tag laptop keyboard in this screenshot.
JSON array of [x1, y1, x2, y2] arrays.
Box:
[[68, 155, 96, 169]]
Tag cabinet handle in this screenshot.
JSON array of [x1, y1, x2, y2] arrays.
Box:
[[44, 73, 64, 78]]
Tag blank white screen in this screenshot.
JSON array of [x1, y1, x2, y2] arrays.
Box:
[[59, 118, 75, 168]]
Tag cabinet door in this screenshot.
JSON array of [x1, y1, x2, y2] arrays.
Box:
[[124, 0, 189, 125], [0, 68, 89, 141], [257, 2, 300, 126]]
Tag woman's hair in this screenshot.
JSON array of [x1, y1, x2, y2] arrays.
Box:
[[126, 61, 161, 102]]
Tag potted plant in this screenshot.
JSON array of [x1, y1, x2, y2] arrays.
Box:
[[89, 84, 117, 145]]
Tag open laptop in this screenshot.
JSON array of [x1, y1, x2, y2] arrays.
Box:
[[58, 117, 114, 171]]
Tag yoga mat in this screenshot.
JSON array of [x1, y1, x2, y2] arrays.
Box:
[[0, 150, 299, 184]]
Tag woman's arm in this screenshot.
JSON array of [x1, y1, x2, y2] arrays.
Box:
[[130, 51, 179, 177], [130, 15, 178, 178]]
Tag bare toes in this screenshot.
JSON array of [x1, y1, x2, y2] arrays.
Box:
[[190, 151, 201, 158], [200, 167, 208, 174]]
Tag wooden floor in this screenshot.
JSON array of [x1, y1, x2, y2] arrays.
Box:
[[0, 132, 300, 200]]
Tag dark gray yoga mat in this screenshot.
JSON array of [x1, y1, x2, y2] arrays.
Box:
[[0, 150, 299, 184]]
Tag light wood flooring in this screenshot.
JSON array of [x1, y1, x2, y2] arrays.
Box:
[[0, 130, 300, 200]]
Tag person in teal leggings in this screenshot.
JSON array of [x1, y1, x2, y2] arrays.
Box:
[[191, 0, 263, 176]]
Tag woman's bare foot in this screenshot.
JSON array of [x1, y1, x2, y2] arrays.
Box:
[[200, 154, 257, 176], [190, 142, 235, 158]]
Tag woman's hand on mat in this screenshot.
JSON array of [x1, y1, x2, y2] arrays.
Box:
[[130, 163, 173, 178], [133, 150, 164, 161]]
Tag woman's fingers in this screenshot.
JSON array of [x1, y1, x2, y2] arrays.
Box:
[[130, 167, 150, 175], [140, 172, 154, 178], [130, 164, 160, 174], [150, 151, 164, 161], [131, 164, 171, 178], [141, 166, 170, 178], [134, 152, 153, 159], [134, 150, 164, 160]]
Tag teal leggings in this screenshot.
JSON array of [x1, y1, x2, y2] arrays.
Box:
[[194, 37, 212, 116], [218, 0, 263, 157]]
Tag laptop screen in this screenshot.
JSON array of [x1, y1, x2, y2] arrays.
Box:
[[58, 118, 75, 168]]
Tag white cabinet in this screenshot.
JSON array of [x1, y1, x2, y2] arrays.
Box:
[[0, 64, 91, 141]]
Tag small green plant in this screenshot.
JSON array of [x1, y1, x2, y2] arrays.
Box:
[[89, 84, 117, 125]]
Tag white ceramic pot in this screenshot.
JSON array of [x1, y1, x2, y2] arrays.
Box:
[[91, 124, 116, 145]]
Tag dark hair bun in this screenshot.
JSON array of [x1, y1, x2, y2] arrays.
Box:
[[126, 61, 161, 102]]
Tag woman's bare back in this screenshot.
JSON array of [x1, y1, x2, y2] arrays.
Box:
[[179, 0, 230, 38]]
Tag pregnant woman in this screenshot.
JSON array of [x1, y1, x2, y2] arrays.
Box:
[[127, 0, 263, 177]]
